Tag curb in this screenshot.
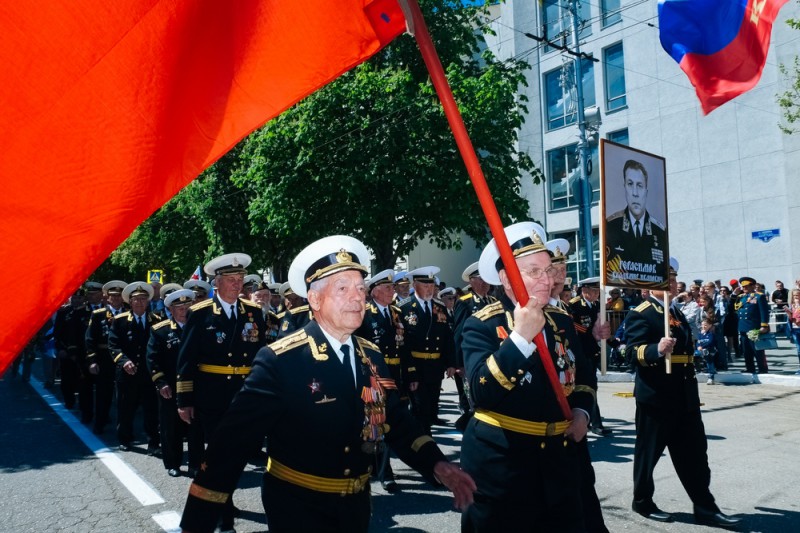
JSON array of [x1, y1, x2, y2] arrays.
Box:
[[597, 371, 800, 387]]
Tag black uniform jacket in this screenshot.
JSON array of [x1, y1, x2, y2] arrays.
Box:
[[181, 320, 445, 532], [605, 208, 668, 287], [626, 297, 699, 411], [277, 304, 312, 339], [54, 305, 91, 358], [146, 318, 184, 390], [176, 295, 267, 410], [108, 311, 160, 370], [397, 297, 455, 382], [462, 295, 596, 424], [356, 302, 405, 386], [453, 292, 496, 367], [569, 296, 601, 359]]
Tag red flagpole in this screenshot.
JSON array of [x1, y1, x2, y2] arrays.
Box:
[[399, 0, 572, 420]]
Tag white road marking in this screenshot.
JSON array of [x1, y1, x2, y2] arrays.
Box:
[[152, 510, 182, 532], [29, 376, 165, 506]]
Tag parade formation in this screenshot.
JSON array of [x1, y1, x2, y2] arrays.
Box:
[[14, 220, 780, 532]]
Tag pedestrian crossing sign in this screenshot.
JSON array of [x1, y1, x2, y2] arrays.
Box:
[[147, 270, 164, 284]]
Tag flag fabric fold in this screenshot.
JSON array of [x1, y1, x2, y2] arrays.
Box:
[[658, 0, 789, 114], [0, 0, 405, 372]]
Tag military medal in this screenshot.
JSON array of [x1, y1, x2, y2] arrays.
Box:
[[308, 378, 321, 393], [216, 331, 226, 344], [407, 312, 417, 326]]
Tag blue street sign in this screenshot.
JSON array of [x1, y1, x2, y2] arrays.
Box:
[[751, 229, 780, 243]]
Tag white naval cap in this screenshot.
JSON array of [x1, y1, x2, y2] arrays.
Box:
[[183, 279, 212, 294], [159, 283, 183, 298], [84, 281, 103, 292], [243, 274, 262, 287], [203, 253, 251, 277], [288, 235, 370, 298], [164, 289, 196, 308], [279, 281, 294, 298], [461, 261, 480, 282], [438, 287, 456, 299], [103, 280, 127, 295], [478, 221, 549, 285], [122, 281, 154, 303], [406, 266, 440, 283], [392, 271, 409, 284], [367, 269, 396, 290], [670, 257, 679, 274], [546, 238, 570, 263]]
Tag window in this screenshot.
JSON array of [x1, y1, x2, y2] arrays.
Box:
[[545, 59, 595, 131], [603, 42, 627, 112], [547, 143, 600, 210], [542, 0, 591, 54], [551, 229, 600, 282], [607, 128, 629, 145], [601, 0, 621, 27]]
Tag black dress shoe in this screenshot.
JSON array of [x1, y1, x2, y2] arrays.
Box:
[[434, 417, 448, 426], [146, 445, 161, 457], [167, 468, 180, 478], [118, 444, 132, 452], [382, 480, 399, 493], [632, 500, 673, 522], [187, 467, 199, 478], [591, 426, 613, 436], [694, 506, 742, 529]]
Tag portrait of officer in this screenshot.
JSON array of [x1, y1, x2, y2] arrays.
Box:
[[179, 235, 474, 533], [605, 158, 668, 287], [459, 221, 596, 532]]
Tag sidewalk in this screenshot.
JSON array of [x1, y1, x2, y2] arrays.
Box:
[[599, 336, 800, 387]]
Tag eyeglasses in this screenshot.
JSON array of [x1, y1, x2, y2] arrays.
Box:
[[519, 265, 558, 280]]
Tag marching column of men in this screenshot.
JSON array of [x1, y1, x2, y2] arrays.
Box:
[[45, 235, 748, 532]]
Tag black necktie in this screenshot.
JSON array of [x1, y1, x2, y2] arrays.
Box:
[[137, 316, 145, 332], [383, 307, 391, 324], [423, 300, 430, 318], [341, 344, 355, 388], [634, 220, 641, 239]]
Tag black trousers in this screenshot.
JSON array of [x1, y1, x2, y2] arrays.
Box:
[[262, 474, 371, 533], [577, 438, 608, 533], [411, 374, 442, 434], [158, 394, 203, 470], [59, 356, 81, 408], [633, 402, 715, 510], [116, 369, 159, 446], [740, 334, 769, 374]]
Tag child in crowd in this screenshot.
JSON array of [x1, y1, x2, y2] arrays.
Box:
[[696, 318, 717, 385]]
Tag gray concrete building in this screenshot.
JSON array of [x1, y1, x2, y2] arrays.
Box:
[[479, 0, 800, 290]]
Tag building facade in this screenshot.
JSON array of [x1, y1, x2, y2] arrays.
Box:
[[481, 0, 800, 289]]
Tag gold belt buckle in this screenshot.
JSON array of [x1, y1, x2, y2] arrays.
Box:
[[351, 476, 364, 494], [545, 422, 557, 437]]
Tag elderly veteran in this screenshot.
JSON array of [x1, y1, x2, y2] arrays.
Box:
[[147, 289, 203, 478], [277, 280, 311, 339], [180, 236, 475, 533], [626, 258, 740, 528], [183, 279, 211, 302], [460, 222, 596, 532], [108, 281, 161, 454], [176, 253, 268, 532]]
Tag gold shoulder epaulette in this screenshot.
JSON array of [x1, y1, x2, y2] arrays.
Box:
[[545, 304, 569, 316], [190, 299, 214, 311], [355, 336, 380, 354], [152, 319, 171, 330], [242, 300, 261, 310], [92, 307, 107, 316], [269, 329, 309, 355], [366, 303, 377, 313], [569, 296, 581, 304], [389, 304, 401, 313], [634, 301, 652, 312], [116, 311, 131, 319], [459, 293, 472, 301], [473, 301, 504, 321], [276, 311, 286, 319], [289, 304, 310, 315]]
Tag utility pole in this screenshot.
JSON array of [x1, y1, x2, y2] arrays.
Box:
[[568, 0, 595, 278]]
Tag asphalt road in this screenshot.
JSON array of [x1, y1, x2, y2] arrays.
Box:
[[2, 354, 799, 533]]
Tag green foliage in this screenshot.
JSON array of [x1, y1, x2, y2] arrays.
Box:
[[99, 0, 538, 278], [779, 8, 800, 133], [235, 0, 537, 269]]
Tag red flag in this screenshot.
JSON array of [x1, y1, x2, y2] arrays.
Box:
[[190, 266, 202, 281], [0, 0, 405, 372]]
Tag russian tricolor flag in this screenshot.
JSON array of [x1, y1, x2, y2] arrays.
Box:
[[659, 0, 789, 114]]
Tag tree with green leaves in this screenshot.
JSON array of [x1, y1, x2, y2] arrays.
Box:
[[235, 0, 539, 269], [779, 5, 800, 133]]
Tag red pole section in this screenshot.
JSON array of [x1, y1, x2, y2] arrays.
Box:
[[401, 0, 571, 420]]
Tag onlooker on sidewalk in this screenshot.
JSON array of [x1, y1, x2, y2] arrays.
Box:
[[771, 280, 791, 341], [696, 318, 717, 385], [786, 291, 800, 375]]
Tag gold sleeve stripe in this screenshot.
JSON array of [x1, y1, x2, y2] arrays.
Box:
[[411, 435, 434, 452], [113, 354, 123, 363], [176, 381, 193, 393], [407, 366, 416, 373], [636, 345, 647, 364], [487, 355, 514, 390], [188, 483, 229, 504], [150, 372, 165, 382]]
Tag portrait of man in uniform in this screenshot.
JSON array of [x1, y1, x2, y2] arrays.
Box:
[[601, 141, 669, 290]]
